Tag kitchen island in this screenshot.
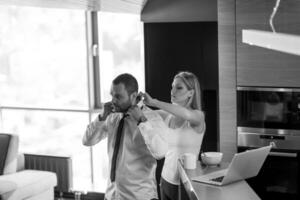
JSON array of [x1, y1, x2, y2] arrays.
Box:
[[178, 160, 260, 200]]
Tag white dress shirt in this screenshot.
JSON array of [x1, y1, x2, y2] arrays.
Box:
[[83, 107, 168, 200]]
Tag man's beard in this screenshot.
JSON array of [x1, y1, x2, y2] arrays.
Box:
[[113, 103, 131, 113]]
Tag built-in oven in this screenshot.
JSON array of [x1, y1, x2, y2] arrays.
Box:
[[237, 86, 300, 200]]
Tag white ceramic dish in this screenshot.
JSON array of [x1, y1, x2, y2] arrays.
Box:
[[201, 152, 223, 165]]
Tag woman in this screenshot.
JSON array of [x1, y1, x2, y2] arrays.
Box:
[[141, 71, 205, 200]]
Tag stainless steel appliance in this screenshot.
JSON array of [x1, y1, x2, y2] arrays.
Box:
[[237, 86, 300, 200], [237, 86, 300, 150]]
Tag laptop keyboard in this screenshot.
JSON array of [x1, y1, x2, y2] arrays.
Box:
[[210, 176, 224, 182]]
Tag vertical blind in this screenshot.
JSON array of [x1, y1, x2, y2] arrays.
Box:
[[0, 0, 100, 10]]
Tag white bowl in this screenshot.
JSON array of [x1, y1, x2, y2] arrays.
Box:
[[201, 152, 223, 165]]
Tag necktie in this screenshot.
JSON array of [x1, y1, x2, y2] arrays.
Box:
[[110, 114, 127, 182]]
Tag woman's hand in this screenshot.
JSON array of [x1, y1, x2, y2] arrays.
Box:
[[142, 92, 158, 107]]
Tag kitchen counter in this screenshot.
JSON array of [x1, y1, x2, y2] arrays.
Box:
[[178, 160, 260, 200]]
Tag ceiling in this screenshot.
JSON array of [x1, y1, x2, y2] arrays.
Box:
[[100, 0, 148, 14], [0, 0, 148, 13]]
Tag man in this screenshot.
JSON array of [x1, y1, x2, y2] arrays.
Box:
[[82, 73, 168, 200]]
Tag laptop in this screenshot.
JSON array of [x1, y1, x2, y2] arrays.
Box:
[[192, 145, 272, 186]]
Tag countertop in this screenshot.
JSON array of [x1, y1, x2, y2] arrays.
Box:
[[178, 160, 260, 200]]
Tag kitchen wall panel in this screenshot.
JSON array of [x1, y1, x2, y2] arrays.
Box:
[[218, 0, 237, 161], [236, 0, 300, 87]]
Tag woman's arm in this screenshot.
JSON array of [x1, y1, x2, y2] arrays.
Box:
[[156, 109, 169, 121], [154, 100, 204, 126], [142, 92, 204, 127]]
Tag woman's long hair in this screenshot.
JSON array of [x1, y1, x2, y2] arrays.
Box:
[[174, 71, 202, 110]]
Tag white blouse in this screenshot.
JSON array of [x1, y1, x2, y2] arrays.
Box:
[[161, 115, 205, 185]]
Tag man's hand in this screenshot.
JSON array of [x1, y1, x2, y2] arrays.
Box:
[[127, 105, 146, 124], [99, 101, 114, 121]]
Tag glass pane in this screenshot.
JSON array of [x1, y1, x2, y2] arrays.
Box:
[[0, 6, 88, 109], [0, 109, 91, 191], [98, 12, 145, 102]]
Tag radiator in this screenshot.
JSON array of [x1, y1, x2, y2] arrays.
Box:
[[24, 153, 73, 192]]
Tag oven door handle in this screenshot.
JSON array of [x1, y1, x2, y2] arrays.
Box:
[[259, 135, 285, 140], [269, 152, 298, 157]]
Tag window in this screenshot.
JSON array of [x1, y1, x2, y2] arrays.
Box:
[[0, 5, 88, 109], [0, 5, 145, 193], [1, 109, 91, 189], [0, 5, 91, 191], [98, 12, 145, 102], [92, 12, 145, 192]]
